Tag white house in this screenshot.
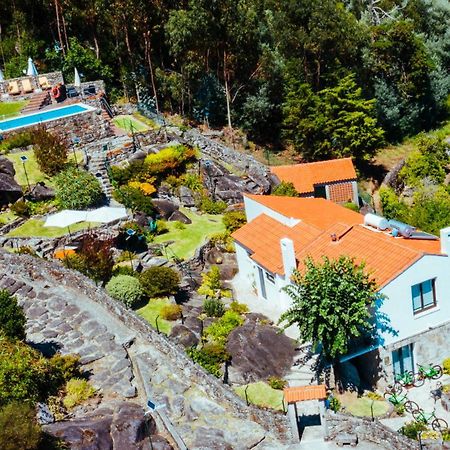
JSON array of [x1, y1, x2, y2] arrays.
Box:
[[271, 158, 359, 205], [232, 194, 450, 384]]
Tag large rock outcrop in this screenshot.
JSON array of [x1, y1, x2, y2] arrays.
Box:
[[226, 318, 297, 384], [0, 156, 22, 205], [44, 402, 173, 450]]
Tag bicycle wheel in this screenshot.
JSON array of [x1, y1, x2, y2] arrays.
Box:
[[383, 391, 393, 401], [432, 365, 443, 380], [413, 374, 425, 387], [404, 400, 419, 413], [431, 418, 448, 431], [393, 381, 403, 394]]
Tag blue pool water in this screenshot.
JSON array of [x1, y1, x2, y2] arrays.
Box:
[[0, 104, 92, 132]]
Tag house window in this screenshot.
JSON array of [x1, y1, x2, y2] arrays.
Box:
[[411, 279, 436, 313], [313, 185, 327, 199], [392, 344, 414, 376], [265, 272, 275, 284]]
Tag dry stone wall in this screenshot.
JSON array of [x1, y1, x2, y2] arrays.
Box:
[[0, 250, 291, 448]]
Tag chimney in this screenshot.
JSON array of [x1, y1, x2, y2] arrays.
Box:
[[280, 237, 296, 279], [440, 227, 450, 254]]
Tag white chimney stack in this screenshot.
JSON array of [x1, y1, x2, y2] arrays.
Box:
[[440, 227, 450, 255], [280, 237, 296, 279]]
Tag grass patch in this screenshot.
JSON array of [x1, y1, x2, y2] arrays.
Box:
[[113, 114, 149, 132], [338, 392, 390, 417], [153, 209, 225, 260], [6, 149, 83, 187], [136, 298, 173, 335], [6, 219, 99, 238], [133, 112, 158, 129], [0, 210, 18, 225], [235, 382, 285, 411], [0, 101, 28, 119]]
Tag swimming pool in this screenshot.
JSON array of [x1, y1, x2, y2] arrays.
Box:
[[0, 103, 96, 133]]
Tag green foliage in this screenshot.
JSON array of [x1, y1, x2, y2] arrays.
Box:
[[443, 429, 450, 442], [53, 167, 102, 210], [204, 310, 244, 344], [144, 145, 197, 176], [329, 397, 341, 413], [443, 358, 450, 375], [62, 378, 95, 409], [0, 402, 41, 450], [10, 200, 30, 218], [110, 161, 146, 186], [343, 202, 359, 212], [267, 376, 287, 390], [113, 186, 155, 215], [105, 275, 144, 308], [155, 220, 169, 235], [186, 346, 222, 377], [198, 266, 224, 299], [366, 391, 383, 401], [399, 136, 449, 187], [229, 301, 249, 315], [173, 221, 186, 230], [280, 256, 378, 360], [272, 182, 299, 197], [203, 298, 225, 318], [283, 74, 384, 161], [32, 127, 68, 176], [111, 265, 137, 278], [379, 186, 409, 221], [160, 304, 182, 321], [182, 173, 203, 192], [399, 421, 427, 440], [209, 231, 235, 253], [222, 210, 246, 233], [63, 234, 114, 284], [199, 196, 227, 214], [0, 131, 33, 154], [0, 289, 26, 341], [394, 403, 405, 416], [48, 354, 81, 386], [139, 266, 180, 298]]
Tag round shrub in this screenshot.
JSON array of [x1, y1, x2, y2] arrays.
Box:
[[139, 266, 180, 298], [53, 166, 103, 209], [160, 304, 182, 321], [203, 298, 225, 318], [105, 275, 144, 308]]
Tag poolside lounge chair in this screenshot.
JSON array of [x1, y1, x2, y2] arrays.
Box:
[[21, 78, 33, 94], [8, 81, 20, 95], [38, 76, 51, 90]]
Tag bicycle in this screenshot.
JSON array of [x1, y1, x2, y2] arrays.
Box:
[[383, 390, 419, 413], [395, 370, 416, 388], [412, 408, 449, 431], [417, 363, 443, 382]]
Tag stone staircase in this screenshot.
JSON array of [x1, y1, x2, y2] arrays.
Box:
[[285, 344, 320, 387], [22, 92, 51, 113], [88, 151, 114, 200]]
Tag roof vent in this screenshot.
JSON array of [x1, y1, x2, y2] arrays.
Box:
[[389, 219, 415, 238], [364, 213, 389, 231]]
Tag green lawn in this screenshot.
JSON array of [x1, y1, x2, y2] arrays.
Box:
[[338, 392, 390, 417], [153, 209, 225, 260], [136, 298, 172, 335], [0, 100, 28, 119], [113, 114, 149, 133], [235, 382, 285, 411], [6, 149, 83, 187], [6, 219, 99, 238], [0, 210, 18, 225]]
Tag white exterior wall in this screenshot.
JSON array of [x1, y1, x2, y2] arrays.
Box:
[[244, 196, 299, 226], [378, 254, 450, 347]]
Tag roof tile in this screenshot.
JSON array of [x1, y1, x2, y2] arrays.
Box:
[[284, 385, 327, 403]]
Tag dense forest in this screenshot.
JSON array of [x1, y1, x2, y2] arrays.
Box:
[[1, 0, 449, 157]]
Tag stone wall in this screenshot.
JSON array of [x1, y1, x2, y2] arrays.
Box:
[[0, 250, 291, 442], [378, 321, 450, 384], [326, 412, 419, 449]]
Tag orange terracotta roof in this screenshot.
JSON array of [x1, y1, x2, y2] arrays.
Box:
[[232, 214, 322, 274], [284, 385, 327, 403], [235, 195, 444, 286], [296, 224, 442, 287], [245, 194, 363, 230], [271, 158, 356, 194]]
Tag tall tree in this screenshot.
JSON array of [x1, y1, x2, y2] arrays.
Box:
[[279, 256, 379, 364]]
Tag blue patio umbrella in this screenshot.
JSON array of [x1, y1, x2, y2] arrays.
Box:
[[26, 57, 38, 76]]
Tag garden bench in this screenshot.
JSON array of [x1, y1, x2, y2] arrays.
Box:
[[336, 433, 358, 447]]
